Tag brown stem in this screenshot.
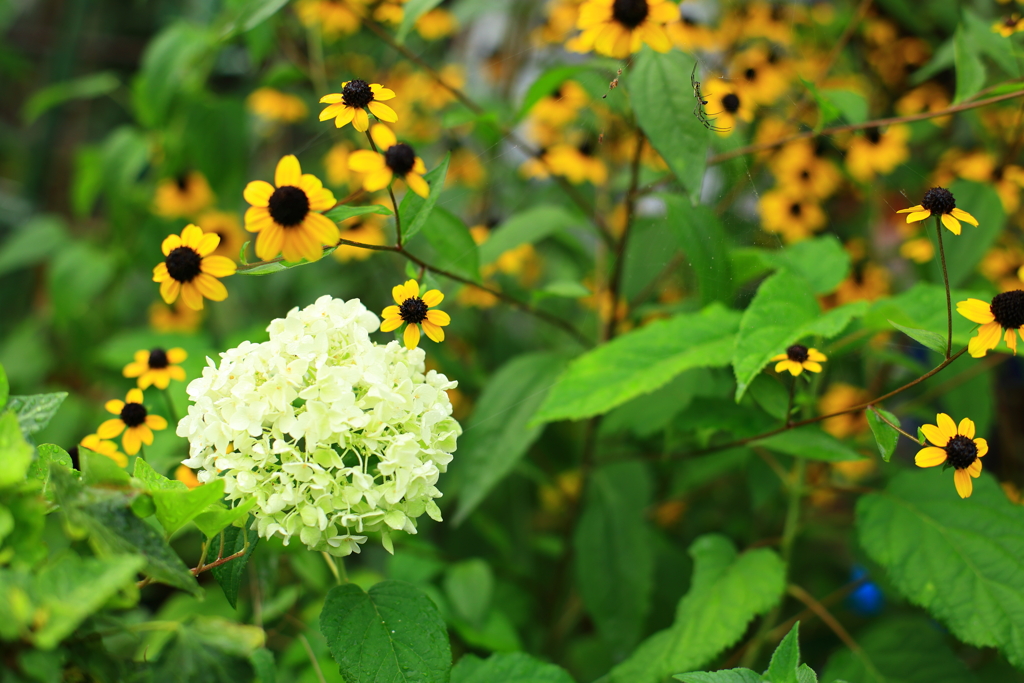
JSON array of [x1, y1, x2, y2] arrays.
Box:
[[785, 376, 797, 427], [787, 584, 885, 681], [191, 547, 248, 576], [935, 216, 953, 359], [868, 405, 921, 444], [603, 132, 645, 342]]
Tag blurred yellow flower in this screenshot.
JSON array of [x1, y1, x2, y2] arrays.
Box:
[[175, 465, 202, 489], [153, 171, 213, 218], [123, 347, 188, 390], [416, 7, 459, 39], [334, 215, 387, 261], [758, 189, 826, 243], [818, 383, 870, 438], [247, 87, 308, 123], [529, 80, 589, 128], [295, 0, 369, 38], [80, 433, 127, 468], [196, 210, 247, 261], [149, 300, 203, 334], [845, 126, 909, 182]]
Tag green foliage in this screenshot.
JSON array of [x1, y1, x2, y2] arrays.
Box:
[[211, 525, 260, 609], [0, 411, 33, 488], [478, 205, 581, 265], [451, 652, 576, 683], [153, 478, 227, 537], [953, 22, 986, 104], [664, 196, 733, 304], [6, 392, 68, 436], [22, 72, 120, 124], [753, 427, 865, 462], [399, 153, 451, 240], [865, 408, 901, 462]]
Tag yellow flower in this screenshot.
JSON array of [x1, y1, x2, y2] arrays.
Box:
[[244, 155, 338, 262], [701, 78, 755, 136], [97, 389, 168, 456], [334, 215, 387, 261], [915, 413, 987, 499], [897, 187, 978, 236], [666, 11, 717, 51], [123, 347, 188, 390], [294, 0, 368, 37], [175, 465, 202, 489], [196, 210, 247, 261], [534, 0, 582, 44], [416, 7, 459, 39], [529, 80, 590, 128], [348, 124, 430, 198], [324, 142, 359, 188], [730, 46, 790, 106], [770, 141, 841, 199], [568, 0, 675, 58], [381, 279, 451, 349], [771, 344, 827, 376], [957, 291, 1024, 357], [994, 14, 1024, 36], [247, 87, 308, 123], [845, 126, 909, 182], [833, 263, 890, 306], [543, 143, 608, 185], [319, 80, 398, 132], [818, 383, 870, 438], [149, 300, 203, 334], [153, 171, 213, 218], [895, 82, 951, 126], [445, 148, 486, 189], [758, 190, 826, 243], [80, 433, 127, 468], [152, 224, 237, 311], [899, 236, 935, 264]]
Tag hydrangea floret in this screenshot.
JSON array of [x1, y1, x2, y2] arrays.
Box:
[[177, 295, 460, 556]]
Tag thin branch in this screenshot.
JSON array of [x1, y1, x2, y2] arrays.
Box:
[[603, 132, 645, 342], [787, 584, 885, 682], [868, 405, 920, 444], [299, 634, 329, 683]]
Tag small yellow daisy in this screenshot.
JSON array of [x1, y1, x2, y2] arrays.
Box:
[[771, 344, 827, 376], [915, 413, 987, 499], [123, 347, 188, 390], [348, 124, 430, 198], [319, 79, 398, 132], [957, 291, 1024, 357], [79, 433, 127, 468], [96, 389, 168, 456], [381, 279, 451, 349], [897, 187, 978, 236], [152, 224, 237, 311]]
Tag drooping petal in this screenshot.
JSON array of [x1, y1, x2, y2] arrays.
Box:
[[159, 278, 181, 304], [940, 213, 962, 235], [405, 172, 430, 198], [352, 108, 370, 132], [968, 459, 983, 478], [194, 273, 229, 301], [914, 446, 947, 467], [244, 180, 275, 207], [413, 158, 427, 174], [275, 155, 302, 187], [97, 418, 126, 439], [896, 205, 925, 214], [421, 319, 445, 342], [368, 101, 398, 123], [638, 22, 671, 52], [380, 317, 404, 332], [954, 468, 973, 498], [319, 93, 343, 104], [1005, 327, 1018, 355], [950, 208, 978, 226], [200, 255, 237, 278], [905, 211, 931, 223], [426, 309, 450, 326], [122, 427, 141, 455], [179, 282, 205, 311], [975, 438, 988, 457], [334, 106, 356, 128], [957, 417, 976, 439], [421, 289, 444, 307], [363, 167, 395, 192], [370, 124, 398, 150], [956, 298, 996, 324], [969, 321, 1003, 358], [403, 322, 421, 349], [319, 103, 346, 121]]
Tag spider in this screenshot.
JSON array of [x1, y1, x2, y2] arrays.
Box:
[[691, 63, 731, 133]]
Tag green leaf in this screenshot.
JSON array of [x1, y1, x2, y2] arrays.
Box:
[[516, 65, 592, 121], [23, 72, 119, 124], [320, 580, 451, 683], [675, 670, 762, 683], [479, 205, 581, 265], [964, 8, 1021, 78], [399, 152, 450, 241], [152, 479, 226, 537], [0, 411, 33, 488], [753, 428, 865, 462], [27, 444, 73, 489], [766, 623, 801, 683], [534, 304, 742, 423], [6, 392, 68, 436], [819, 89, 868, 125], [664, 195, 733, 304], [575, 461, 654, 657], [415, 206, 480, 282], [940, 180, 1006, 288], [797, 664, 819, 683], [0, 215, 68, 277], [81, 449, 131, 486], [953, 22, 985, 104], [211, 523, 259, 609], [452, 352, 566, 525], [800, 78, 843, 130], [822, 616, 975, 683], [451, 652, 576, 683], [220, 0, 291, 35], [132, 23, 215, 128], [251, 648, 276, 683], [767, 237, 851, 295], [610, 534, 786, 683], [857, 470, 1024, 669], [193, 498, 257, 538], [133, 458, 188, 492], [0, 364, 6, 407], [865, 408, 901, 462], [627, 49, 708, 202], [444, 559, 494, 629], [889, 320, 946, 355], [324, 204, 394, 222], [397, 0, 444, 42]]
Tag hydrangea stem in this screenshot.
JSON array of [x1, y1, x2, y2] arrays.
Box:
[[935, 215, 953, 359]]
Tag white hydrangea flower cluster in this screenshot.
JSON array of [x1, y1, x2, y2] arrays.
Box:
[[177, 295, 460, 556]]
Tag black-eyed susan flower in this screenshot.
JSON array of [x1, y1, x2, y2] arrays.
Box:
[[957, 291, 1024, 357], [915, 413, 987, 498], [381, 279, 451, 349], [247, 87, 308, 123], [244, 155, 339, 262], [666, 12, 716, 51], [770, 141, 841, 200], [529, 81, 590, 128], [771, 344, 826, 376], [97, 389, 168, 456], [80, 433, 127, 468], [845, 126, 909, 182], [701, 78, 755, 136], [730, 46, 790, 106], [348, 124, 430, 197], [149, 300, 203, 334], [153, 171, 214, 218], [897, 187, 979, 236], [994, 14, 1024, 37], [196, 210, 247, 261], [123, 347, 188, 390], [153, 224, 237, 311], [295, 0, 369, 38], [568, 0, 675, 58], [319, 80, 398, 132], [758, 189, 826, 243], [416, 6, 459, 39]]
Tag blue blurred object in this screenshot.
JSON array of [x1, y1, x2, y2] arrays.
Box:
[[847, 565, 884, 616]]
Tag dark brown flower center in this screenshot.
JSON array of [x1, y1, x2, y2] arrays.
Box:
[[399, 297, 429, 324], [120, 402, 148, 428], [612, 0, 649, 28], [945, 434, 978, 469], [166, 247, 202, 283], [865, 127, 881, 144], [268, 185, 310, 227], [148, 348, 169, 369], [800, 169, 810, 180], [789, 202, 803, 217], [175, 174, 189, 191], [990, 290, 1024, 329], [744, 67, 757, 83], [722, 93, 741, 113], [921, 187, 956, 215], [786, 344, 809, 362], [342, 79, 374, 108], [384, 143, 417, 177]]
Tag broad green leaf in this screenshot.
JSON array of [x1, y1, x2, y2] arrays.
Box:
[[820, 89, 868, 124], [397, 0, 444, 42], [627, 48, 708, 202], [822, 616, 975, 683], [963, 8, 1021, 78], [0, 215, 68, 277], [251, 648, 276, 683], [479, 205, 581, 264], [152, 479, 226, 537], [324, 204, 394, 222], [534, 304, 742, 423], [768, 236, 851, 295], [132, 23, 215, 128], [211, 523, 259, 609], [767, 624, 801, 683], [610, 534, 786, 683], [953, 22, 985, 104], [399, 152, 450, 241], [193, 498, 257, 538], [133, 458, 188, 492], [81, 449, 131, 486], [452, 352, 566, 525], [857, 470, 1024, 668], [797, 664, 819, 683], [865, 408, 901, 462], [889, 320, 946, 355], [23, 72, 119, 124], [670, 449, 750, 497], [0, 411, 33, 488], [575, 461, 654, 657], [27, 444, 73, 490], [152, 617, 264, 682], [220, 0, 291, 34], [6, 392, 68, 436], [664, 195, 733, 304], [940, 180, 1006, 288], [451, 652, 576, 683], [0, 364, 6, 406], [911, 38, 954, 85], [602, 368, 715, 437], [800, 78, 843, 130], [72, 145, 104, 217], [753, 428, 865, 462], [320, 580, 451, 683], [675, 670, 762, 683], [444, 559, 494, 629], [516, 65, 592, 121], [416, 206, 480, 282], [100, 126, 150, 192], [538, 280, 591, 298], [865, 283, 983, 348]]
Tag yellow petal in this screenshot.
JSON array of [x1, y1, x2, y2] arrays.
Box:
[[161, 233, 182, 256], [97, 419, 125, 439], [915, 446, 947, 467], [975, 438, 988, 457], [404, 279, 420, 298], [126, 388, 144, 404], [200, 255, 237, 278], [921, 423, 950, 448], [1006, 327, 1019, 355], [896, 205, 925, 213], [122, 427, 141, 455], [393, 283, 409, 305], [244, 180, 275, 207], [941, 213, 961, 235], [319, 93, 343, 104], [807, 348, 827, 362], [405, 172, 430, 198], [968, 459, 983, 477], [195, 232, 220, 257], [180, 281, 205, 310], [936, 413, 958, 441], [404, 323, 421, 349], [905, 210, 931, 223], [348, 150, 386, 173], [319, 103, 346, 121], [426, 309, 451, 326], [194, 273, 229, 301], [352, 108, 369, 132], [105, 399, 125, 415], [181, 224, 203, 248], [380, 317, 404, 332], [368, 101, 398, 122], [802, 361, 822, 373], [969, 321, 1003, 358], [370, 123, 397, 149], [159, 278, 181, 304], [950, 208, 978, 226], [334, 106, 356, 128], [954, 468, 973, 498], [382, 305, 400, 318], [421, 289, 443, 307], [370, 85, 396, 101], [956, 298, 995, 324], [363, 167, 394, 192], [421, 319, 445, 343], [957, 417, 976, 439], [255, 223, 285, 261], [275, 155, 302, 187]]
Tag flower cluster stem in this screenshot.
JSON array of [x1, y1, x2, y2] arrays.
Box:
[[935, 216, 953, 359]]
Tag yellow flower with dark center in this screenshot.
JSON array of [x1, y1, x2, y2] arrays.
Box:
[[416, 7, 459, 39], [895, 83, 951, 126], [196, 210, 247, 261], [701, 78, 754, 136], [994, 14, 1024, 36], [319, 80, 398, 132], [244, 155, 339, 263], [845, 126, 909, 182], [123, 347, 188, 390], [381, 279, 451, 349], [247, 87, 308, 123], [666, 12, 716, 51], [153, 171, 214, 218], [957, 291, 1024, 357], [333, 215, 387, 262], [915, 413, 987, 499], [348, 124, 430, 197], [770, 141, 841, 199], [568, 0, 675, 58], [80, 433, 127, 468], [543, 142, 608, 185], [529, 80, 590, 128], [771, 344, 826, 376], [152, 224, 237, 310], [897, 187, 978, 236], [97, 389, 168, 456], [730, 47, 789, 106], [149, 300, 203, 333], [758, 189, 826, 243], [295, 0, 368, 38]]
